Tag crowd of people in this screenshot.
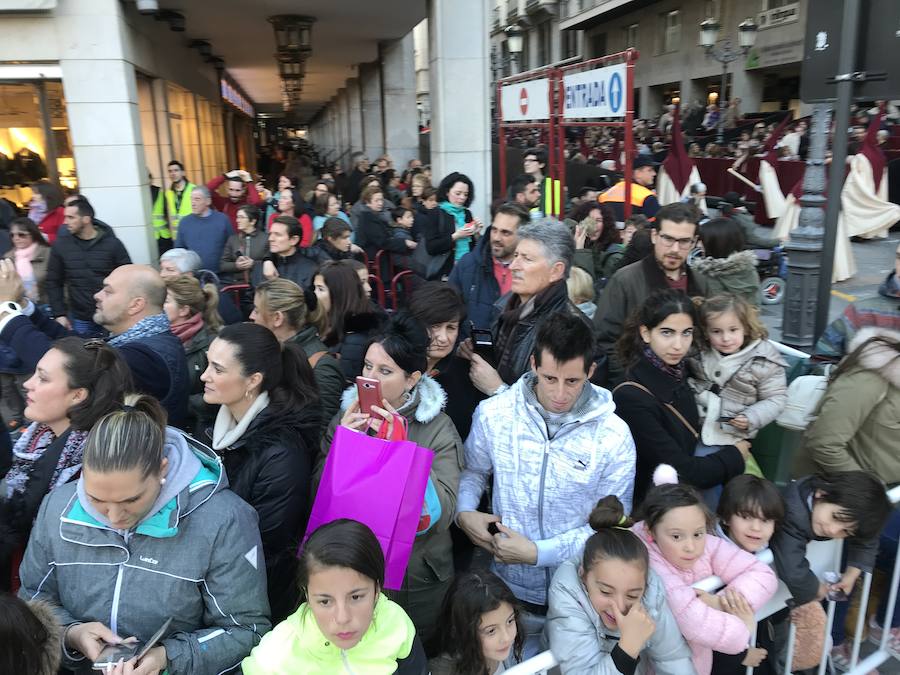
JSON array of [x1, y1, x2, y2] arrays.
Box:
[[0, 143, 896, 675]]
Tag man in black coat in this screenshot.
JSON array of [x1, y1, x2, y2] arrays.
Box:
[[0, 263, 190, 429], [45, 196, 131, 337]]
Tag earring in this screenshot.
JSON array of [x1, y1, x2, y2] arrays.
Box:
[[244, 389, 251, 399], [160, 477, 167, 485]]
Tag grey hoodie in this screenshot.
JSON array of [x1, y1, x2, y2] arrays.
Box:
[[547, 558, 697, 674], [18, 430, 271, 675]]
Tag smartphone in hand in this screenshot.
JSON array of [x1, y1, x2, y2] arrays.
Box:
[[93, 617, 172, 670], [356, 376, 382, 416], [470, 322, 496, 366]]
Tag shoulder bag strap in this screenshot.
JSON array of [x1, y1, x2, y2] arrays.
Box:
[[613, 381, 700, 439]]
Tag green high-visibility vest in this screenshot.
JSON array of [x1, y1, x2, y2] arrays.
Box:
[[152, 182, 195, 240]]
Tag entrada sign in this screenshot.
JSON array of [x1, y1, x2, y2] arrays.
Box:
[[563, 63, 626, 119]]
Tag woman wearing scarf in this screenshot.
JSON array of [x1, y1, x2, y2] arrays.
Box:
[[3, 217, 50, 310], [421, 172, 482, 278], [163, 275, 222, 433], [0, 337, 130, 589], [27, 181, 64, 244], [200, 322, 321, 622], [612, 289, 749, 507]]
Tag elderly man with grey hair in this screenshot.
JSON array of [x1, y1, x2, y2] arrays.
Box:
[[174, 185, 232, 274], [459, 217, 593, 395]]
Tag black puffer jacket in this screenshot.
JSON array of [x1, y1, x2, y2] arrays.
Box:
[[214, 403, 320, 621], [45, 220, 132, 321]]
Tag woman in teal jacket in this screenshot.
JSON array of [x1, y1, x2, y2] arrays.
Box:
[[242, 519, 427, 675]]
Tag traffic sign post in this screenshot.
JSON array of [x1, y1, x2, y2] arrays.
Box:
[[495, 49, 638, 211]]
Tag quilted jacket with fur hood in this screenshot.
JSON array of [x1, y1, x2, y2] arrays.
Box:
[[687, 338, 787, 445], [691, 250, 761, 306], [795, 327, 900, 484]]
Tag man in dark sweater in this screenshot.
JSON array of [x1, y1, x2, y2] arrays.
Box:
[[0, 263, 190, 428], [45, 196, 131, 337], [174, 186, 232, 273]]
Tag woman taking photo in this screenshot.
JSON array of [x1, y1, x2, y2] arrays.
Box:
[[201, 322, 321, 621], [613, 289, 748, 505], [421, 172, 482, 277], [547, 495, 695, 674], [0, 338, 130, 589], [570, 201, 625, 288], [219, 204, 268, 284], [251, 278, 344, 431], [430, 571, 524, 674], [263, 173, 299, 224], [163, 275, 221, 431], [18, 395, 271, 674], [28, 181, 64, 244], [315, 261, 384, 383], [3, 216, 51, 309], [316, 314, 463, 643], [242, 519, 427, 674]]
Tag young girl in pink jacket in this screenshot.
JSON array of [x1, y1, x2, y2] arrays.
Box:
[[631, 465, 778, 675]]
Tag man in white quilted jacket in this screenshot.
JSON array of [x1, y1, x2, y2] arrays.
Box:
[[456, 311, 636, 659]]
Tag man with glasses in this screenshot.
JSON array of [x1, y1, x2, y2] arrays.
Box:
[[522, 148, 546, 184], [593, 202, 711, 384]]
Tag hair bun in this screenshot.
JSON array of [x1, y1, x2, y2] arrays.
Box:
[[653, 464, 679, 486]]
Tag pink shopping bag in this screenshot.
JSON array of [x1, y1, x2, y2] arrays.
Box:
[[304, 422, 434, 589]]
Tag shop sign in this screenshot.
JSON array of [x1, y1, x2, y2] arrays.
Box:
[[0, 0, 57, 8], [500, 78, 550, 122], [562, 63, 626, 119], [757, 3, 799, 30], [745, 40, 804, 69], [220, 80, 255, 118]]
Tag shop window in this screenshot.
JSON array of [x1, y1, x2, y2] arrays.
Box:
[[0, 81, 76, 213]]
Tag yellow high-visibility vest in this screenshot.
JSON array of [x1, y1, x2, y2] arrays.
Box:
[[598, 181, 655, 207], [152, 183, 195, 240]]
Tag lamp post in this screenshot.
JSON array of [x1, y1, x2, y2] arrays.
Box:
[[504, 24, 524, 76], [698, 17, 757, 145]]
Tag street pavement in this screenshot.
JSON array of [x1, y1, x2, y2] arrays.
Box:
[[762, 234, 899, 348]]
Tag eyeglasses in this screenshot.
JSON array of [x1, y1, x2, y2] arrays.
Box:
[[523, 158, 539, 164], [658, 233, 696, 250]]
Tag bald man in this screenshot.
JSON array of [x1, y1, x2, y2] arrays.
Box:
[[0, 262, 190, 427]]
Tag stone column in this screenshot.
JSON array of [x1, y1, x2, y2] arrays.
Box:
[[427, 0, 491, 223], [58, 0, 155, 263], [732, 68, 763, 113], [347, 78, 364, 155], [360, 61, 384, 160], [380, 32, 419, 169]]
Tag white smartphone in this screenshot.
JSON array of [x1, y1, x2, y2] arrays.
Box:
[[93, 617, 172, 669]]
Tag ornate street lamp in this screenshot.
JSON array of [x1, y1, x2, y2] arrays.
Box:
[[504, 24, 524, 75]]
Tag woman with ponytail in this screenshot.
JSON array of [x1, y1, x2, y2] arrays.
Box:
[[0, 337, 130, 589], [17, 395, 270, 674], [164, 276, 222, 422], [314, 312, 463, 645], [630, 465, 777, 675], [201, 322, 321, 621], [547, 495, 695, 674]]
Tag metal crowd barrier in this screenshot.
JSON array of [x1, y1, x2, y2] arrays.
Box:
[[506, 485, 900, 675]]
